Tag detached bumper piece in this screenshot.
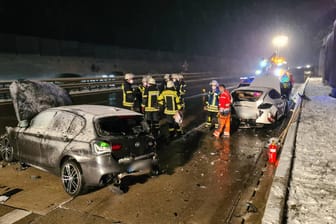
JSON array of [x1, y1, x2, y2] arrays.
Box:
[[117, 152, 158, 180]]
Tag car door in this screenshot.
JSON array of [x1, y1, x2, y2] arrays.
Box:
[[40, 111, 78, 169], [17, 110, 57, 165]]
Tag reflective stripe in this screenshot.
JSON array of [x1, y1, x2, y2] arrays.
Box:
[[145, 90, 159, 112], [158, 89, 181, 115], [207, 105, 219, 112], [123, 101, 133, 107]]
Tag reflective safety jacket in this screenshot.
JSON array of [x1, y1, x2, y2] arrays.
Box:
[[279, 72, 294, 89], [174, 81, 180, 96], [142, 85, 159, 112], [158, 88, 181, 115], [138, 84, 146, 97], [179, 80, 187, 97], [122, 80, 135, 108], [206, 88, 220, 112], [218, 90, 232, 111], [135, 84, 146, 107]]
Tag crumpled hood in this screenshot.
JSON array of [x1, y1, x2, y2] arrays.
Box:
[[9, 79, 72, 122]]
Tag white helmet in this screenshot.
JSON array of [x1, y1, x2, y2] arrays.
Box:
[[142, 77, 148, 83], [142, 75, 151, 83], [148, 77, 156, 85], [209, 80, 218, 86], [124, 73, 134, 80], [178, 74, 184, 80], [166, 80, 175, 88], [171, 73, 179, 81], [163, 74, 170, 81]]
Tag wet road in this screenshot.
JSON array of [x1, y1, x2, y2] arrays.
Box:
[[0, 92, 289, 223]]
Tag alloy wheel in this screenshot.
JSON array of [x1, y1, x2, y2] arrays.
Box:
[[0, 136, 14, 162], [61, 160, 83, 196]]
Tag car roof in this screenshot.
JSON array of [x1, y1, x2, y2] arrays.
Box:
[[250, 75, 281, 93], [49, 105, 142, 118]]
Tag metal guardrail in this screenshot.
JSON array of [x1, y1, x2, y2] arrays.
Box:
[[0, 72, 240, 104]]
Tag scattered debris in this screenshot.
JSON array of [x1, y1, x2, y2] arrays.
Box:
[[108, 185, 124, 195], [196, 183, 207, 189], [246, 202, 258, 213], [0, 195, 9, 203], [30, 175, 41, 180], [87, 200, 93, 205]]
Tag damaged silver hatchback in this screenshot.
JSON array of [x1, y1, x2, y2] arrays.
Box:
[[0, 80, 158, 196]]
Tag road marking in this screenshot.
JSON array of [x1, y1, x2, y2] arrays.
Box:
[[0, 209, 32, 224]]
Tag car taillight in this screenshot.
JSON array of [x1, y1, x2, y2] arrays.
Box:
[[111, 144, 122, 151], [94, 141, 111, 155]]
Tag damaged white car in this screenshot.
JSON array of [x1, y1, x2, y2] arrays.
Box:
[[231, 75, 288, 127]]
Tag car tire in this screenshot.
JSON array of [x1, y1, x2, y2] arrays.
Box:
[[151, 164, 160, 176], [0, 135, 14, 162], [61, 160, 83, 197]]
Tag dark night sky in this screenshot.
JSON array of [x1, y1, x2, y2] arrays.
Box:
[[0, 0, 335, 67]]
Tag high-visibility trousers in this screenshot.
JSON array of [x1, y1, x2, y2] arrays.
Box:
[[213, 113, 230, 137]]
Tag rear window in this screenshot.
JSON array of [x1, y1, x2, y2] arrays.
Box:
[[232, 90, 263, 102], [95, 115, 149, 136]]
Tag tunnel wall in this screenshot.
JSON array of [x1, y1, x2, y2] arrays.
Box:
[[0, 33, 245, 80]]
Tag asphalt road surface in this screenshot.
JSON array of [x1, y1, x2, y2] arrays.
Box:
[[0, 92, 290, 224]]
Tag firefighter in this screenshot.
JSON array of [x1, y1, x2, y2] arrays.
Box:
[[205, 80, 220, 129], [213, 84, 232, 138], [159, 74, 171, 93], [122, 73, 135, 110], [171, 73, 180, 93], [142, 77, 160, 138], [279, 71, 294, 99], [135, 75, 151, 113], [158, 80, 183, 139], [178, 74, 187, 109]]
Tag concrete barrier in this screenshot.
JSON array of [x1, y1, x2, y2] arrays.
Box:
[[262, 78, 310, 224]]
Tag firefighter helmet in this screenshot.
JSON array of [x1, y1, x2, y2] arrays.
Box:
[[142, 76, 148, 83], [164, 74, 170, 81], [209, 80, 219, 86], [171, 73, 179, 80], [166, 80, 175, 88], [148, 77, 156, 85], [124, 73, 134, 80]]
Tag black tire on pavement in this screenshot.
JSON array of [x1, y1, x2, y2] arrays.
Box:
[[0, 135, 14, 162], [151, 164, 160, 176], [61, 160, 83, 197]]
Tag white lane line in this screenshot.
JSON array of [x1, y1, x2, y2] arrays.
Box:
[[0, 209, 32, 224]]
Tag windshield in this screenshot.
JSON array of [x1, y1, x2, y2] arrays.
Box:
[[95, 115, 149, 136], [232, 90, 263, 102]]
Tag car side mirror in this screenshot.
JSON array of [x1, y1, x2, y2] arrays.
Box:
[[18, 120, 29, 128]]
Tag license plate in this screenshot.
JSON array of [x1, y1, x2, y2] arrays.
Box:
[[127, 159, 151, 173]]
